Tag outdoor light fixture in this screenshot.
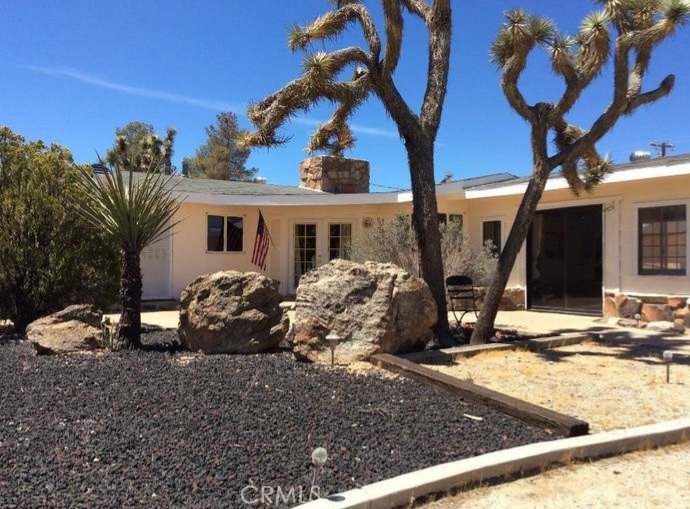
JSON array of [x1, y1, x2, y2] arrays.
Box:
[[634, 313, 642, 327], [325, 333, 341, 366], [663, 350, 674, 384]]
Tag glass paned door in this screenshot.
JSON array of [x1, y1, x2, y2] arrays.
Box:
[[293, 223, 318, 289], [527, 205, 603, 314]]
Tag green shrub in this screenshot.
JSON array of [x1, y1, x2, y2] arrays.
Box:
[[0, 127, 120, 332], [351, 215, 496, 284]]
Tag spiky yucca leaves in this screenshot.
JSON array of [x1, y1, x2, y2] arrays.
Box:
[[74, 144, 182, 349]]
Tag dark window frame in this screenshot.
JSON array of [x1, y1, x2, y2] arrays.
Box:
[[206, 214, 244, 253], [638, 205, 687, 276], [482, 219, 502, 256]]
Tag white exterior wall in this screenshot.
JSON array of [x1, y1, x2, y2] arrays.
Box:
[[147, 165, 690, 307]]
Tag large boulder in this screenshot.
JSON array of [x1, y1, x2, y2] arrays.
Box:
[[615, 294, 642, 319], [292, 260, 437, 364], [178, 271, 288, 354], [26, 304, 103, 354]]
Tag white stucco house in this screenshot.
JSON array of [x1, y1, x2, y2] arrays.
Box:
[[140, 153, 690, 321]]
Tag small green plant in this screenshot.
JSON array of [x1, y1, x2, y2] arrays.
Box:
[[100, 317, 121, 351]]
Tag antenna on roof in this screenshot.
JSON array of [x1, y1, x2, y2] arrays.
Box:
[[651, 142, 674, 158]]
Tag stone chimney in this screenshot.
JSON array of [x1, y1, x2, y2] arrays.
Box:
[[299, 156, 370, 193]]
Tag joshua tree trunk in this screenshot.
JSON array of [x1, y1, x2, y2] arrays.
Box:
[[406, 135, 450, 339], [471, 165, 549, 344], [117, 250, 143, 350]]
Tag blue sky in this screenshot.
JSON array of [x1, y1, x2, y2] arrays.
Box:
[[2, 1, 689, 189]]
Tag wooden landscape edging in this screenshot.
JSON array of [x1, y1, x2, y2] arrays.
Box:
[[370, 353, 589, 437]]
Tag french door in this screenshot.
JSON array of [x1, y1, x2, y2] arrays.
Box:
[[289, 220, 354, 294]]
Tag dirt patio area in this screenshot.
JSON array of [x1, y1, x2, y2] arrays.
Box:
[[432, 340, 690, 432], [422, 442, 690, 509]]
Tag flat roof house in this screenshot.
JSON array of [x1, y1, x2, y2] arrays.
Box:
[[140, 153, 690, 319]]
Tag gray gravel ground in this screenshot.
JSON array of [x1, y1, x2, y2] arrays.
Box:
[[0, 335, 550, 508]]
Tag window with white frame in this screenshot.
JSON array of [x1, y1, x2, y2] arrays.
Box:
[[207, 215, 244, 252], [329, 223, 352, 260]]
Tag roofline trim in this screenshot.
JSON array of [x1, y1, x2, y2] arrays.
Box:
[[466, 160, 690, 199]]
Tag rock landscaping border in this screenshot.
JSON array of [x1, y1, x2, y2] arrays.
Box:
[[297, 417, 690, 509]]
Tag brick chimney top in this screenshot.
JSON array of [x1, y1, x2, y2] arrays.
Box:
[[299, 156, 370, 194]]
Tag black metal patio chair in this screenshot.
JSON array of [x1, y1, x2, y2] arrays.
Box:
[[446, 275, 480, 325]]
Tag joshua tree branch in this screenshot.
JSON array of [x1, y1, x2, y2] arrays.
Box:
[[501, 51, 534, 123], [627, 74, 676, 112], [401, 0, 432, 22], [292, 4, 382, 62], [550, 38, 632, 168], [382, 0, 404, 73], [420, 0, 451, 134]]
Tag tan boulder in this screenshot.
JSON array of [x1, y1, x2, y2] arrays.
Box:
[[604, 297, 618, 318], [668, 296, 688, 310], [292, 260, 437, 364], [641, 303, 674, 323], [26, 304, 103, 354], [178, 271, 287, 354]]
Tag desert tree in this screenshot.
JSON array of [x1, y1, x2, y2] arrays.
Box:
[[0, 127, 119, 333], [243, 0, 454, 341], [75, 135, 182, 349], [183, 112, 257, 181], [471, 0, 690, 344]]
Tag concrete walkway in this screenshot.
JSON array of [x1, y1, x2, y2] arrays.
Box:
[[104, 310, 179, 330], [458, 310, 601, 335], [457, 310, 690, 353]]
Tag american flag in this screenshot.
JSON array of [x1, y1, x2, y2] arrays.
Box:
[[252, 211, 272, 271]]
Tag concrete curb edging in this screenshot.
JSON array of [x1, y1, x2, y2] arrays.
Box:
[[296, 417, 690, 509]]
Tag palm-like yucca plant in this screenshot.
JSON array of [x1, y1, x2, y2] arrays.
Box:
[[74, 136, 182, 350]]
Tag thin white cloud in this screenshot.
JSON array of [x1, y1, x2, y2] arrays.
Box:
[[25, 65, 244, 112], [293, 116, 399, 139]]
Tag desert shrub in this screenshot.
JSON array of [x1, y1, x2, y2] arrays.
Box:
[[351, 215, 496, 284], [0, 127, 120, 332]]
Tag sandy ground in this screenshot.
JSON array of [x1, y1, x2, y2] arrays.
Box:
[[432, 341, 690, 432], [422, 442, 690, 509]]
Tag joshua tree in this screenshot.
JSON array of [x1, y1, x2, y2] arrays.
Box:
[[105, 122, 177, 175], [75, 136, 182, 349], [243, 0, 453, 341], [471, 0, 690, 344]]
